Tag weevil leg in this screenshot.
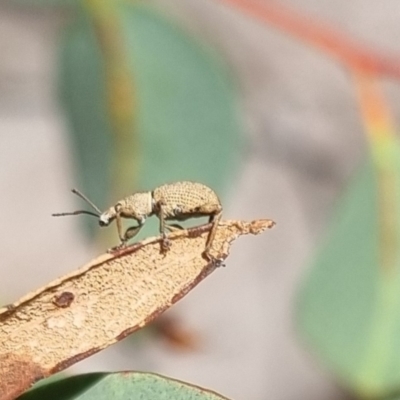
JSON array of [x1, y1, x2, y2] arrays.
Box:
[[108, 223, 143, 253], [115, 211, 124, 244], [107, 213, 126, 252], [109, 211, 133, 252], [203, 211, 223, 265], [165, 223, 184, 232], [107, 211, 126, 252], [156, 200, 171, 252], [123, 225, 142, 241]]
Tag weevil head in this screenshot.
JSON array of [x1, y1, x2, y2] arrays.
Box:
[[99, 207, 117, 227]]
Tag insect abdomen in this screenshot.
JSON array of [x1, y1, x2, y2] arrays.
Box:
[[152, 181, 221, 218]]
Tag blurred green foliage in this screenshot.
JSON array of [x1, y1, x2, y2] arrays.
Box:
[[19, 374, 105, 400], [298, 143, 400, 397], [19, 372, 230, 400]]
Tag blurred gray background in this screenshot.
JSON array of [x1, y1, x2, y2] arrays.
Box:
[[1, 1, 399, 399]]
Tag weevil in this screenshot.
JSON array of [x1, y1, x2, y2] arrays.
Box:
[[53, 181, 223, 263]]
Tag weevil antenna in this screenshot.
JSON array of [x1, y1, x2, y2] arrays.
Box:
[[71, 188, 102, 214], [52, 210, 100, 218]]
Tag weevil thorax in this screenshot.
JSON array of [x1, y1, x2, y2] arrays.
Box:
[[99, 191, 153, 226], [123, 191, 154, 223]]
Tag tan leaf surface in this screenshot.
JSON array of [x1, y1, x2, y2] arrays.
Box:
[[0, 219, 275, 400]]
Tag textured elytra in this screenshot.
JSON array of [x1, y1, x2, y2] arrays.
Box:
[[152, 181, 222, 218], [0, 219, 275, 400]]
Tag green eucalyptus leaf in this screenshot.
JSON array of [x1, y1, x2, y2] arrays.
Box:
[[297, 142, 400, 396], [18, 373, 105, 400], [19, 372, 230, 400]]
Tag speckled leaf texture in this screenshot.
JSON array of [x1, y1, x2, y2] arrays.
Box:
[[297, 142, 400, 397], [19, 372, 230, 400], [59, 2, 242, 238], [0, 220, 274, 400]]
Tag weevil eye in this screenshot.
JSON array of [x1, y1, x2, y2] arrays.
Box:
[[99, 214, 110, 227]]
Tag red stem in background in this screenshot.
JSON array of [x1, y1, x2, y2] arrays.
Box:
[[219, 0, 400, 79]]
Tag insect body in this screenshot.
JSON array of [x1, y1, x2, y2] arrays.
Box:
[[53, 181, 223, 262]]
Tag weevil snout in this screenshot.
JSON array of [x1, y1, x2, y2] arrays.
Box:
[[99, 218, 108, 227], [99, 207, 117, 227], [99, 213, 110, 226]]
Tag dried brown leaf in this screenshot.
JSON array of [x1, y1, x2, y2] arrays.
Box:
[[0, 219, 275, 399]]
